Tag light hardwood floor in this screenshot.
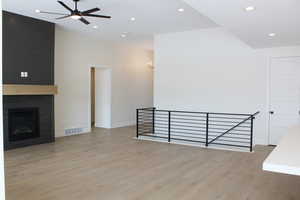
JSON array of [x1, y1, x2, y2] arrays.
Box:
[[4, 126, 300, 200]]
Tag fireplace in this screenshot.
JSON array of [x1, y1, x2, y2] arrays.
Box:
[[3, 96, 55, 150], [8, 108, 40, 142]]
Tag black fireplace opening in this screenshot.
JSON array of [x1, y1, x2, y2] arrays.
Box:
[[8, 108, 40, 142]]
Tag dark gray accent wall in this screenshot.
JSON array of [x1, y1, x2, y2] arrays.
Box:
[[3, 11, 55, 85], [3, 11, 56, 150]]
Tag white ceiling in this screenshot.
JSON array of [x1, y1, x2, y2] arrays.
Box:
[[5, 0, 300, 49], [3, 0, 218, 47], [184, 0, 300, 48]]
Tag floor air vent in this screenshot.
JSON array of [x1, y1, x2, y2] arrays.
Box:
[[65, 128, 84, 136]]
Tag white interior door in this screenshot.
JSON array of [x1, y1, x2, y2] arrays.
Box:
[[269, 57, 300, 145]]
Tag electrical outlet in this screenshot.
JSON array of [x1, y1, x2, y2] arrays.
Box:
[[20, 72, 28, 78]]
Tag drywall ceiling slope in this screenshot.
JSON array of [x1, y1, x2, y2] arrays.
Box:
[[184, 0, 300, 48], [3, 0, 218, 44]]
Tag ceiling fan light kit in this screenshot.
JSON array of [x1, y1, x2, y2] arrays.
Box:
[[39, 0, 111, 25], [70, 15, 81, 20]]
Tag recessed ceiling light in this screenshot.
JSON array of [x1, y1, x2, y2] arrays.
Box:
[[93, 25, 98, 29], [121, 34, 126, 38], [130, 17, 136, 21], [269, 33, 276, 37], [244, 6, 255, 12], [35, 9, 41, 13], [178, 8, 185, 12]]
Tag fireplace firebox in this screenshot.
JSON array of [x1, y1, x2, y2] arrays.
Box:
[[8, 108, 40, 142]]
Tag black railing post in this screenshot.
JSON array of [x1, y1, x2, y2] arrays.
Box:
[[136, 109, 139, 138], [168, 111, 171, 143], [250, 115, 254, 152], [206, 113, 209, 147], [152, 108, 155, 135]]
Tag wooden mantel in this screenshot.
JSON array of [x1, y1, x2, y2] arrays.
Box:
[[3, 84, 58, 95]]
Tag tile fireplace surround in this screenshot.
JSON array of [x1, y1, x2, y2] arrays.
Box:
[[3, 95, 55, 150]]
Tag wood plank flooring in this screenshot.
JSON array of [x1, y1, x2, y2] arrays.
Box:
[[4, 126, 300, 200]]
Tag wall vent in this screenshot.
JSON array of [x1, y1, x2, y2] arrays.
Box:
[[65, 128, 84, 136]]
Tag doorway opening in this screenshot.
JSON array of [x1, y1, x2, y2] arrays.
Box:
[[90, 67, 112, 129], [268, 57, 300, 145]]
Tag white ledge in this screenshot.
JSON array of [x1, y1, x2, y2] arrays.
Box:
[[263, 126, 300, 176]]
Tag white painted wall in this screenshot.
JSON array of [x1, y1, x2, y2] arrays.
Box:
[[55, 27, 113, 137], [110, 44, 154, 128], [55, 27, 153, 137], [95, 68, 112, 129], [154, 28, 300, 145], [0, 2, 6, 198]]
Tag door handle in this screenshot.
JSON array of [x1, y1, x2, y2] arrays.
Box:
[[270, 111, 274, 115]]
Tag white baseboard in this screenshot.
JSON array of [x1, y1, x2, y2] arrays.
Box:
[[111, 121, 135, 128], [95, 123, 111, 129]]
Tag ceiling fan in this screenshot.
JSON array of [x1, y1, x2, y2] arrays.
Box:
[[38, 0, 111, 25]]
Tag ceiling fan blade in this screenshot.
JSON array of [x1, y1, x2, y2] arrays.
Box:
[[83, 14, 111, 19], [40, 11, 68, 16], [79, 17, 90, 25], [81, 8, 100, 14], [56, 15, 71, 20], [58, 1, 73, 12]]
